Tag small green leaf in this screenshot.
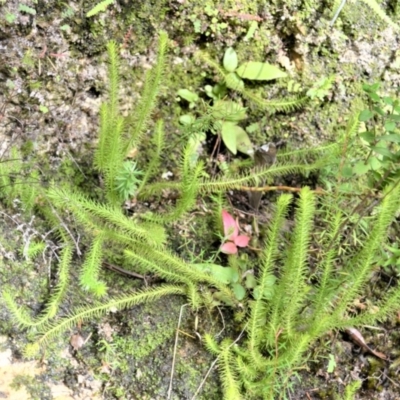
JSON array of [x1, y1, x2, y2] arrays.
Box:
[[353, 161, 370, 175], [5, 12, 17, 23], [382, 96, 393, 106], [177, 89, 199, 104], [306, 76, 334, 100], [244, 21, 258, 41], [60, 24, 71, 32], [232, 283, 246, 300], [327, 354, 336, 373], [187, 132, 207, 167], [179, 114, 195, 125], [18, 4, 37, 15], [253, 285, 275, 300], [359, 131, 375, 143], [244, 274, 257, 289], [371, 145, 393, 158], [39, 105, 49, 114], [192, 264, 236, 284], [223, 47, 238, 72], [385, 121, 396, 132], [341, 164, 353, 178], [338, 183, 353, 193], [235, 126, 253, 155], [380, 133, 400, 143], [236, 61, 287, 81], [359, 110, 374, 121], [369, 92, 381, 102], [263, 275, 276, 287], [363, 82, 380, 93], [388, 114, 400, 122], [368, 156, 381, 170], [221, 122, 238, 154], [373, 106, 385, 116]]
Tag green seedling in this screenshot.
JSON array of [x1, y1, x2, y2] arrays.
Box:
[[179, 47, 291, 156], [341, 83, 400, 188]]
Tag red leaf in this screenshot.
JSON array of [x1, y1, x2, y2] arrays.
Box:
[[234, 235, 250, 248], [220, 241, 238, 254], [222, 210, 238, 240]]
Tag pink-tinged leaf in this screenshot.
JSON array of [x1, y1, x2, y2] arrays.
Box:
[[234, 235, 250, 248], [222, 210, 238, 240], [220, 241, 238, 254]]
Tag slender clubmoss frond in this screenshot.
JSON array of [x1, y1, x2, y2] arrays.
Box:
[[281, 188, 316, 336], [360, 0, 400, 31], [124, 249, 194, 287], [86, 0, 114, 17], [2, 244, 72, 329], [330, 183, 400, 325], [266, 188, 315, 340], [80, 234, 107, 297], [25, 285, 186, 357], [94, 40, 122, 177], [47, 187, 166, 247], [137, 119, 166, 193], [276, 142, 341, 165], [308, 204, 345, 335], [247, 194, 292, 366], [125, 31, 168, 152], [199, 163, 321, 194], [125, 245, 236, 303], [218, 340, 243, 400], [243, 92, 308, 113], [203, 333, 221, 355]]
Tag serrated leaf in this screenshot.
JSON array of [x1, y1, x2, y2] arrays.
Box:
[[236, 61, 287, 81], [223, 47, 238, 72], [225, 72, 244, 91], [212, 100, 247, 121]]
